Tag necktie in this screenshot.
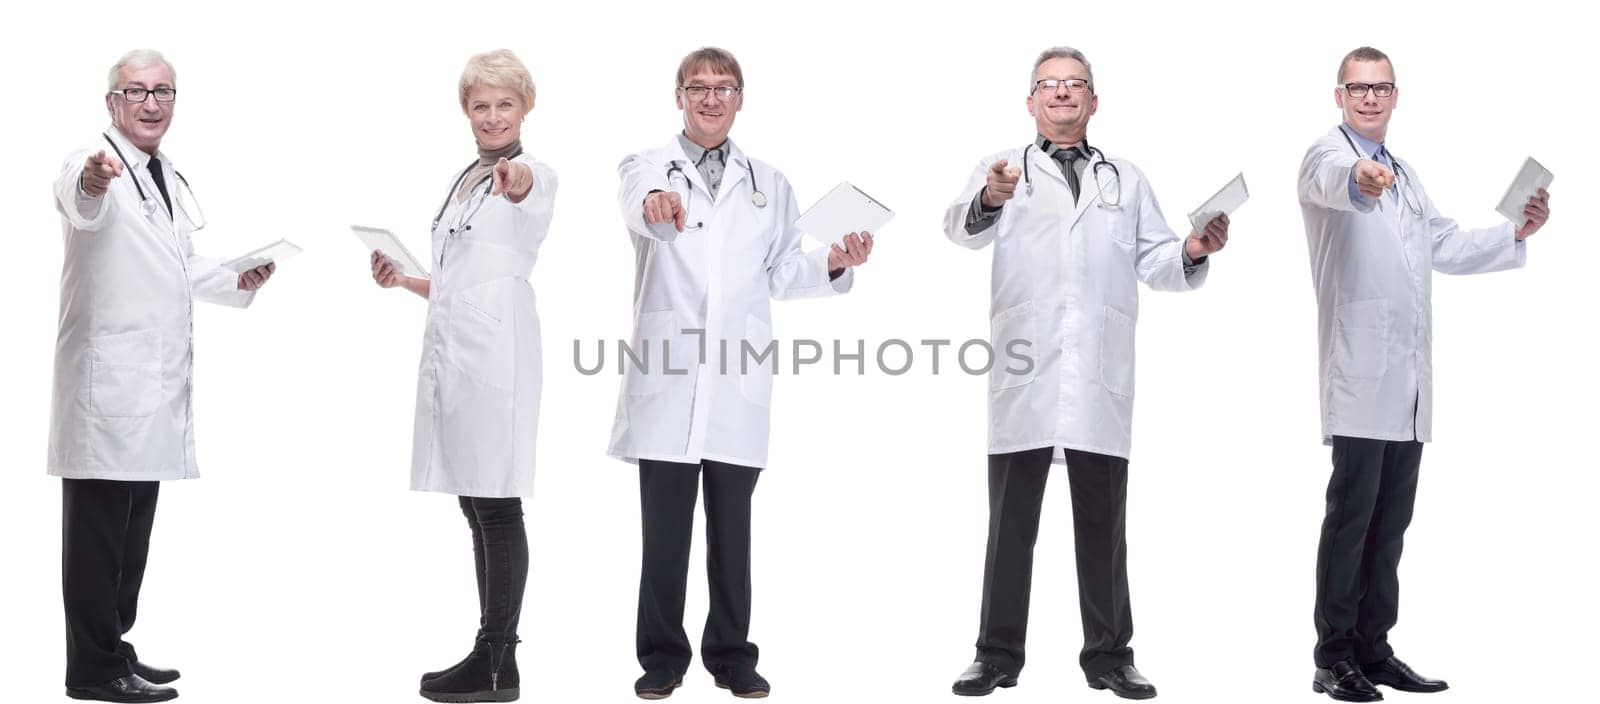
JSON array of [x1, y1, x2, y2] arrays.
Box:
[[1052, 147, 1082, 201], [147, 156, 173, 214], [697, 147, 725, 198]]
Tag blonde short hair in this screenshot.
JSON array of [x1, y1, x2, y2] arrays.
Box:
[[459, 49, 536, 115]]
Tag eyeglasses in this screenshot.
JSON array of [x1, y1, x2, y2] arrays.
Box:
[[679, 85, 742, 101], [1033, 79, 1091, 95], [111, 87, 178, 103], [1340, 82, 1395, 99]]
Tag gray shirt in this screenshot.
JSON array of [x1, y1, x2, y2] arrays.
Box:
[[677, 133, 728, 198]]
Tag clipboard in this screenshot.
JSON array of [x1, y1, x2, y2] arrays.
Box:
[[794, 182, 893, 248], [1495, 157, 1552, 224], [1187, 173, 1249, 233], [222, 239, 302, 274], [352, 225, 430, 279]]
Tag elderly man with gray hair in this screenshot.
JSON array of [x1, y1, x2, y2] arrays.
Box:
[[943, 46, 1230, 700], [49, 49, 275, 703]]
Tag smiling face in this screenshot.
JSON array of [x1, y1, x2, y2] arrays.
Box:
[[106, 62, 175, 154], [1027, 57, 1097, 143], [676, 67, 741, 149], [465, 84, 525, 150], [1336, 59, 1398, 143]]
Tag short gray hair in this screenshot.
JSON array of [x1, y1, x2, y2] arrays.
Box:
[[107, 49, 175, 93], [1031, 46, 1094, 94]]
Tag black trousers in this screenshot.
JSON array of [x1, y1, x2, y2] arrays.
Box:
[[974, 447, 1135, 681], [636, 459, 761, 675], [458, 497, 528, 643], [1313, 436, 1424, 667], [61, 478, 159, 687]]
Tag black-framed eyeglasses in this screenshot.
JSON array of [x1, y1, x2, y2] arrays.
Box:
[[1340, 82, 1395, 99], [1034, 78, 1091, 95], [679, 85, 742, 101], [111, 87, 178, 104]]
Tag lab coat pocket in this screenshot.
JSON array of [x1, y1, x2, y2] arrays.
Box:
[[624, 310, 675, 397], [1099, 306, 1137, 399], [450, 280, 514, 391], [740, 315, 775, 409], [1099, 203, 1137, 246], [990, 300, 1037, 391], [88, 328, 162, 418], [1332, 299, 1389, 380]]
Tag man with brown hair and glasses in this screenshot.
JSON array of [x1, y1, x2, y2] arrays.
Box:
[[1299, 46, 1551, 702], [610, 46, 873, 700]]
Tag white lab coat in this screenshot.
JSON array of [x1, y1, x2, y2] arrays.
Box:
[[411, 155, 556, 497], [1298, 126, 1524, 444], [607, 137, 852, 469], [47, 128, 256, 481], [944, 144, 1207, 461]]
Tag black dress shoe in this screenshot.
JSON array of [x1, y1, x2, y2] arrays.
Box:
[[66, 674, 178, 702], [130, 661, 180, 686], [952, 661, 1017, 696], [1313, 661, 1383, 702], [634, 670, 682, 700], [711, 665, 770, 698], [1361, 657, 1448, 693], [1089, 664, 1157, 700]]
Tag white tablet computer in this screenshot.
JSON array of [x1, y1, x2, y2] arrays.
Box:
[[222, 239, 302, 274], [1495, 157, 1553, 225], [352, 225, 430, 279], [1188, 173, 1249, 233], [795, 182, 893, 248]]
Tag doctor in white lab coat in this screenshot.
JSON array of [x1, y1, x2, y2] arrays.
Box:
[[370, 50, 554, 702], [944, 47, 1229, 701], [48, 49, 275, 703], [611, 47, 872, 700], [1301, 47, 1550, 703]]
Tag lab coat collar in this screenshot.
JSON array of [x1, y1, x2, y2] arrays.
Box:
[[664, 134, 751, 204], [103, 125, 170, 173]]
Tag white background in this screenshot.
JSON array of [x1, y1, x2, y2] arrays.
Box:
[[2, 1, 1595, 703]]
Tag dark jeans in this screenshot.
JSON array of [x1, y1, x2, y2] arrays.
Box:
[[636, 459, 761, 675], [1313, 436, 1424, 667], [458, 497, 529, 643], [62, 478, 159, 687], [974, 447, 1135, 681]]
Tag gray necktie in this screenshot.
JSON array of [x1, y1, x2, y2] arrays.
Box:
[[1052, 147, 1082, 201]]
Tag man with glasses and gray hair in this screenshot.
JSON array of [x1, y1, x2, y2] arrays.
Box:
[[943, 46, 1229, 700], [48, 49, 275, 703], [1300, 46, 1550, 703]]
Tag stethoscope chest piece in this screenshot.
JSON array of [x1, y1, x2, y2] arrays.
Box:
[[751, 191, 767, 208]]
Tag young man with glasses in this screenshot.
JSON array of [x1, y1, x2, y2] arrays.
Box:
[[609, 46, 873, 700], [943, 46, 1229, 701], [1299, 46, 1552, 703], [48, 49, 276, 703]]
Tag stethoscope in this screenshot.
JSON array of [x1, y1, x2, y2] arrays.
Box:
[[431, 149, 523, 265], [102, 132, 206, 230], [1020, 141, 1123, 208], [1337, 126, 1423, 217], [665, 150, 766, 230]]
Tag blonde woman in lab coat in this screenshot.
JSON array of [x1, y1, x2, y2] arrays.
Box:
[[371, 49, 556, 704]]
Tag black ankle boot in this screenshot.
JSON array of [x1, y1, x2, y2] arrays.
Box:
[[421, 647, 476, 686], [420, 639, 520, 703]]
